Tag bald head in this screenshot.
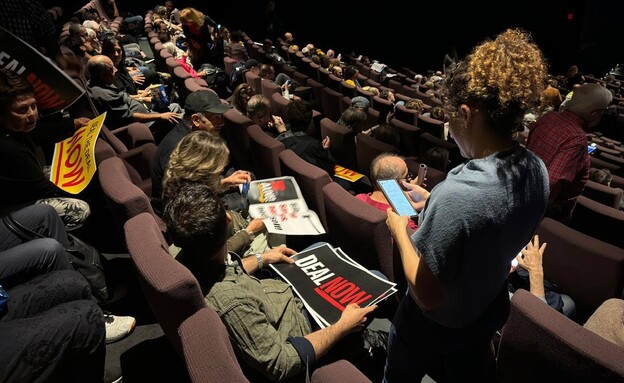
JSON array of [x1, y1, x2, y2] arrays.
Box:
[[87, 55, 116, 85], [370, 153, 408, 186], [567, 83, 613, 128]]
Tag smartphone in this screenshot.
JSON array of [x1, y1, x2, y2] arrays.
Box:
[[241, 181, 250, 197], [588, 143, 597, 154], [377, 179, 418, 218]]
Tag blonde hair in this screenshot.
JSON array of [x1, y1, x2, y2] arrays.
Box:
[[180, 7, 204, 28], [162, 131, 230, 207]]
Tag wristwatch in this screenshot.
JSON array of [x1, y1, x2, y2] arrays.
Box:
[[255, 253, 264, 270]]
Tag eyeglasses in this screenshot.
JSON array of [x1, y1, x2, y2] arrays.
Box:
[[399, 172, 414, 183]]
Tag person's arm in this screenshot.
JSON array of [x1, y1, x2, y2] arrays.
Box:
[[303, 303, 376, 359], [131, 111, 181, 124], [517, 235, 546, 299], [220, 170, 252, 191], [385, 208, 444, 310], [241, 246, 295, 274], [107, 0, 119, 18]]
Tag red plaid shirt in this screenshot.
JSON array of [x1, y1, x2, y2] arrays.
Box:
[[526, 110, 589, 206]]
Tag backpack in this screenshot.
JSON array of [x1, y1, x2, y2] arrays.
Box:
[[204, 64, 230, 98], [229, 60, 246, 89]]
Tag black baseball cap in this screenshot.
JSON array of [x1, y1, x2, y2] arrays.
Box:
[[244, 59, 260, 70], [184, 90, 231, 114]]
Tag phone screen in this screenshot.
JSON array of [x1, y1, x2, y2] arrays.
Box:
[[588, 144, 597, 154], [377, 179, 418, 218]]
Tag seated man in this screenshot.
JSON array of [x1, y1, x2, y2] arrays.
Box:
[[356, 153, 426, 231], [162, 182, 376, 382], [86, 55, 182, 142]]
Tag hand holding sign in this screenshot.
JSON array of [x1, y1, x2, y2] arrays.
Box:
[[50, 113, 106, 194]]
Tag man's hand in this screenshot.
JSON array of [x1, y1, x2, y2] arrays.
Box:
[[261, 246, 296, 265], [385, 208, 409, 239], [159, 112, 182, 123], [245, 218, 265, 235], [220, 170, 251, 190], [336, 303, 377, 333], [400, 180, 430, 211], [73, 117, 91, 129], [268, 115, 286, 133], [132, 73, 146, 85]]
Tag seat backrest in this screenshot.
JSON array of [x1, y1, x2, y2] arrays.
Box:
[[321, 87, 344, 122], [245, 71, 262, 95], [496, 289, 624, 383], [125, 213, 205, 356], [371, 96, 394, 124], [98, 156, 156, 232], [261, 78, 282, 100], [569, 195, 624, 248], [270, 91, 290, 118], [320, 118, 357, 171], [222, 109, 254, 171], [95, 137, 116, 165], [179, 307, 250, 383], [321, 182, 396, 281], [393, 104, 419, 126], [278, 150, 332, 231], [355, 133, 399, 178], [537, 217, 624, 318], [404, 158, 446, 191], [390, 118, 421, 158], [582, 180, 624, 209], [247, 124, 285, 179], [419, 132, 462, 171], [417, 114, 445, 140]]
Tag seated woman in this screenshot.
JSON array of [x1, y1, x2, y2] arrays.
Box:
[[162, 131, 278, 256], [0, 70, 90, 230], [100, 36, 161, 94]]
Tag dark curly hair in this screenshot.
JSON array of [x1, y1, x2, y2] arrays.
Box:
[[441, 29, 547, 134]]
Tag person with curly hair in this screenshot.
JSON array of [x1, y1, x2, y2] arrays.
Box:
[[383, 29, 550, 382]]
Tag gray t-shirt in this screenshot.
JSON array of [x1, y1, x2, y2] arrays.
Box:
[[412, 143, 549, 329]]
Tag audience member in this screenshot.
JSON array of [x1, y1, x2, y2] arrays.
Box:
[[150, 90, 232, 214], [526, 83, 613, 224], [383, 29, 549, 382], [0, 69, 90, 229], [508, 235, 576, 318], [161, 131, 274, 256], [421, 146, 450, 173], [163, 182, 377, 381], [583, 298, 624, 348], [373, 123, 400, 148], [337, 106, 368, 134], [246, 94, 287, 137], [86, 55, 182, 142], [356, 154, 421, 231], [276, 100, 335, 176], [179, 7, 221, 68], [230, 83, 254, 115]]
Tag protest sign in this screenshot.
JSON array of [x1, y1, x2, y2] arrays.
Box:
[[271, 243, 397, 328], [247, 176, 325, 235], [0, 26, 85, 114], [50, 113, 105, 194]]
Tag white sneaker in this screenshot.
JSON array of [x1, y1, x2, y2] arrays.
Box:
[[105, 314, 136, 344]]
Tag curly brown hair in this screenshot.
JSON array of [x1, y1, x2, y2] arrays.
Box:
[[441, 29, 547, 133]]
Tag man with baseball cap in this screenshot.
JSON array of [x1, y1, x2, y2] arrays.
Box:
[[151, 90, 233, 214]]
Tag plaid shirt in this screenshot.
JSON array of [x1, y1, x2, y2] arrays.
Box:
[[526, 110, 589, 208], [193, 254, 311, 381]]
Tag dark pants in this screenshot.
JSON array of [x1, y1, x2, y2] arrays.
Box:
[[0, 204, 70, 251], [0, 270, 105, 383], [383, 290, 506, 383]]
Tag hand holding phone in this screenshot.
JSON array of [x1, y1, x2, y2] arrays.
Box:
[[377, 179, 418, 218]]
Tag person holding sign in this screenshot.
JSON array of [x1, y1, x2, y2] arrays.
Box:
[[163, 182, 377, 382], [0, 70, 90, 230], [383, 29, 550, 382]]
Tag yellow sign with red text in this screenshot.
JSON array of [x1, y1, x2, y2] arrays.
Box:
[[50, 113, 106, 194], [334, 165, 364, 182]]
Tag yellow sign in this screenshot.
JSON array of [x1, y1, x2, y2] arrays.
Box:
[[50, 113, 106, 194], [334, 165, 364, 182]]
